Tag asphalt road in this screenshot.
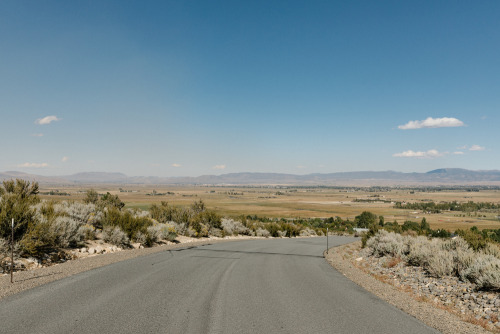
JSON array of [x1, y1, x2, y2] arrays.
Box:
[[0, 237, 439, 334]]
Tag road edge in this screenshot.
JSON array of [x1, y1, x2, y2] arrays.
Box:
[[324, 241, 490, 334]]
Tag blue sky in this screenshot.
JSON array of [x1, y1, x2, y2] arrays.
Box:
[[1, 0, 499, 177]]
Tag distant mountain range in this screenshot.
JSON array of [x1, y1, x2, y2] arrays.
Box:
[[1, 168, 500, 186]]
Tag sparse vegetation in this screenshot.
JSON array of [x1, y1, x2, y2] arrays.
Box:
[[364, 230, 500, 290]]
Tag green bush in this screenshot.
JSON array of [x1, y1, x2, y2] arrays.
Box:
[[0, 179, 40, 242], [102, 208, 152, 241], [455, 228, 487, 251]]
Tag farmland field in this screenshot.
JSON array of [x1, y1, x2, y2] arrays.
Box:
[[38, 185, 500, 231]]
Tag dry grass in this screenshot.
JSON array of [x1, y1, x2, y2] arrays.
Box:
[[383, 257, 403, 268], [38, 185, 500, 232]]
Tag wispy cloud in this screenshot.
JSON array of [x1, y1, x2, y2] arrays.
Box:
[[172, 163, 182, 167], [393, 149, 444, 159], [469, 145, 485, 151], [398, 117, 464, 130], [61, 156, 69, 162], [18, 162, 49, 168], [31, 133, 44, 137], [212, 164, 226, 170], [35, 115, 61, 125], [453, 151, 465, 155], [297, 165, 306, 169]]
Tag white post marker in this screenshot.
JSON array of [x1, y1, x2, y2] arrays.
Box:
[[326, 227, 329, 254], [11, 218, 14, 283]]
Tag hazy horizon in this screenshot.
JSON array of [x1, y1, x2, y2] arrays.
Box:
[[1, 1, 498, 177]]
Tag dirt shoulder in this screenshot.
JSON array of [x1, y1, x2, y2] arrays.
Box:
[[325, 241, 491, 334]]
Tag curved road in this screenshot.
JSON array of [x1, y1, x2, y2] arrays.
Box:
[[0, 237, 438, 333]]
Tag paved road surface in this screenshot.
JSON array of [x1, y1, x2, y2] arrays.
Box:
[[0, 237, 439, 333]]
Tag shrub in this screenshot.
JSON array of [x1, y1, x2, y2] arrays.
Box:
[[277, 230, 287, 237], [18, 217, 55, 258], [0, 179, 40, 242], [455, 228, 487, 251], [365, 230, 406, 258], [78, 224, 96, 240], [102, 208, 152, 241], [300, 228, 317, 237], [355, 211, 377, 228], [55, 201, 102, 228], [102, 226, 129, 247], [209, 227, 224, 238], [406, 236, 436, 267], [49, 216, 85, 248], [147, 223, 177, 243], [256, 228, 270, 238], [483, 243, 500, 259], [465, 254, 500, 290], [426, 249, 454, 277], [221, 219, 250, 236]]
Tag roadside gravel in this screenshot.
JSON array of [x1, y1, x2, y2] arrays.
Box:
[[0, 237, 254, 300], [325, 241, 490, 334]]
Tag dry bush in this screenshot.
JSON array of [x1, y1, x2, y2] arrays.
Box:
[[147, 223, 177, 243], [277, 230, 287, 237], [78, 224, 96, 241], [455, 247, 475, 280], [256, 228, 270, 238], [365, 230, 406, 258], [209, 227, 223, 238], [406, 236, 436, 267], [426, 249, 455, 277], [221, 219, 250, 236], [55, 201, 102, 228], [102, 226, 130, 247], [49, 216, 85, 248], [465, 254, 500, 290], [184, 227, 196, 237], [134, 231, 148, 245], [300, 228, 317, 237], [482, 242, 500, 259]]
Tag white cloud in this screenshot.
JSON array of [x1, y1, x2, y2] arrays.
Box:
[[171, 163, 182, 167], [393, 149, 444, 158], [469, 145, 485, 151], [61, 156, 69, 162], [212, 164, 226, 170], [398, 117, 464, 130], [31, 133, 44, 137], [18, 162, 49, 168], [35, 115, 61, 125], [453, 151, 465, 155]]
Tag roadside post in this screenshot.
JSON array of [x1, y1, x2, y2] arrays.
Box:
[[11, 218, 14, 283], [326, 227, 329, 254]]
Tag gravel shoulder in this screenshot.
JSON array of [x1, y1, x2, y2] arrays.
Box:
[[325, 241, 490, 334]]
